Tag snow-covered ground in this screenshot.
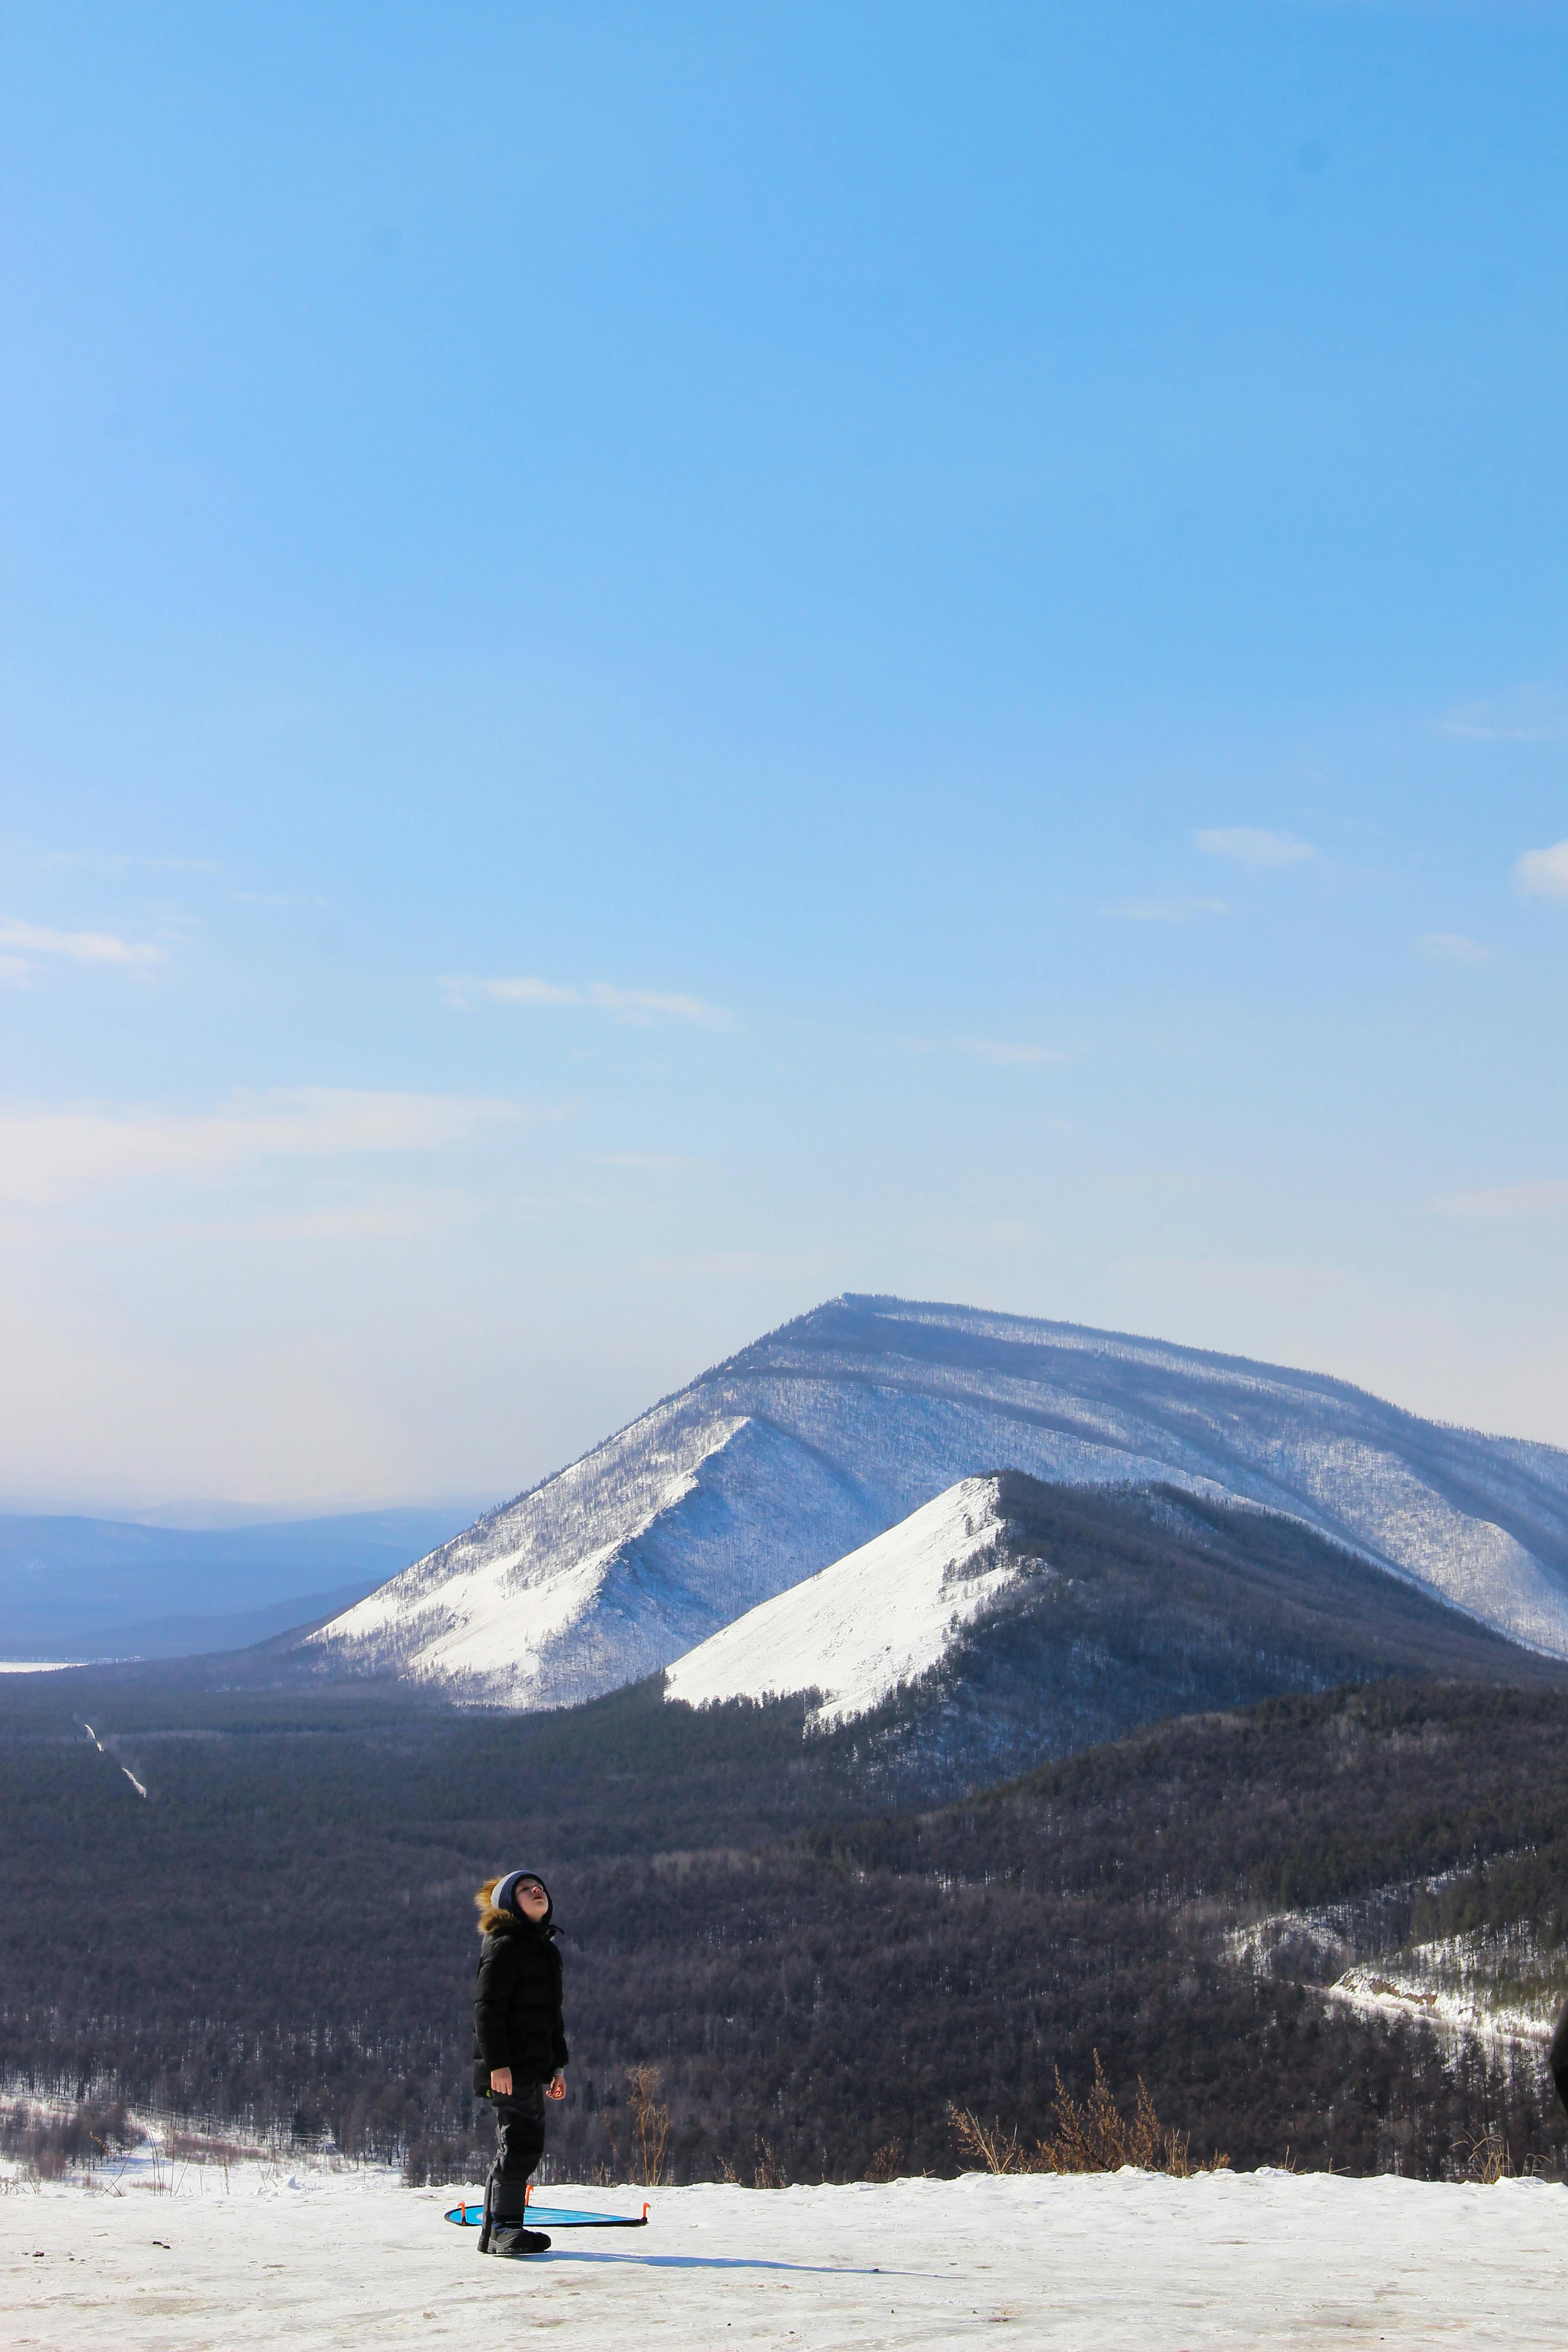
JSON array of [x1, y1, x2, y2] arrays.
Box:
[[665, 1477, 1022, 1724], [5, 2165, 1568, 2348]]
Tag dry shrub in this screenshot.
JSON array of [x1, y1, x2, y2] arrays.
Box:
[[624, 2064, 671, 2187], [1456, 2128, 1515, 2185], [950, 2053, 1229, 2179], [865, 2139, 904, 2183], [947, 2108, 1030, 2175], [0, 2099, 137, 2183], [752, 2135, 788, 2189], [168, 2130, 250, 2166]]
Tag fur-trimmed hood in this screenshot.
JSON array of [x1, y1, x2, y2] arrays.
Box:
[[475, 1870, 556, 1937]]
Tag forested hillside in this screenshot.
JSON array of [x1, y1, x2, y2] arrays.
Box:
[[4, 1668, 1568, 2188], [755, 1478, 1565, 1799]]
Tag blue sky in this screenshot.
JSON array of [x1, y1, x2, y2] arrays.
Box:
[[2, 1, 1566, 1509]]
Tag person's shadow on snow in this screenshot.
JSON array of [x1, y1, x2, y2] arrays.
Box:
[[531, 2250, 924, 2275]]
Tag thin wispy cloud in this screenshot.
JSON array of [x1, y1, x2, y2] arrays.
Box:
[[233, 891, 331, 909], [635, 1249, 823, 1279], [39, 852, 221, 874], [0, 917, 167, 982], [1433, 1181, 1568, 1219], [951, 1039, 1067, 1068], [0, 1089, 536, 1207], [442, 976, 737, 1030], [591, 1152, 696, 1171], [1438, 688, 1568, 745], [1195, 828, 1316, 869], [1515, 841, 1568, 900], [1417, 932, 1490, 965], [1102, 896, 1230, 923], [928, 1215, 1038, 1248], [181, 1186, 486, 1244]]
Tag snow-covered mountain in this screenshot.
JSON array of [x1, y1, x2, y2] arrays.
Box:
[[663, 1471, 1563, 1798], [665, 1477, 1021, 1726], [306, 1294, 1568, 1705]]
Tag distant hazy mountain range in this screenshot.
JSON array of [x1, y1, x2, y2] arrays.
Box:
[[308, 1295, 1568, 1706], [0, 1505, 487, 1660]]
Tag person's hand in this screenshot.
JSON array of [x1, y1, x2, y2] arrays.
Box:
[[546, 2072, 567, 2102], [490, 2067, 513, 2096]]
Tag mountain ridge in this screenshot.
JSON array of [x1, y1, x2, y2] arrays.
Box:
[[762, 1473, 1568, 1802], [666, 1475, 1020, 1726], [306, 1294, 1568, 1705]]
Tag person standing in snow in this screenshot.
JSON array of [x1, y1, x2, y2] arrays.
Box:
[[471, 1869, 569, 2257]]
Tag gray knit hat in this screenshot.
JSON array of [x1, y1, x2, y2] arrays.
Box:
[[492, 1869, 552, 1924]]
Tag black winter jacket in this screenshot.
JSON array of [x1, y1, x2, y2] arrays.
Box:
[[472, 1916, 568, 2095]]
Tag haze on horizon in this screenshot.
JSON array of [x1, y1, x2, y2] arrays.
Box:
[[1, 2, 1565, 1515]]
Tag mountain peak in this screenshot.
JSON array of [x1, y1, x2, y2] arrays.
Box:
[[306, 1295, 1568, 1707], [666, 1474, 1017, 1725]]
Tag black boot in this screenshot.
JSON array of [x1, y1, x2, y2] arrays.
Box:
[[484, 2177, 551, 2258], [489, 2226, 552, 2258]]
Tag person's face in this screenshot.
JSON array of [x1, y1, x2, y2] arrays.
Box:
[[516, 1878, 548, 1921]]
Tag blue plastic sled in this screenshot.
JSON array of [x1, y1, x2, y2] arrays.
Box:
[[445, 2193, 649, 2230]]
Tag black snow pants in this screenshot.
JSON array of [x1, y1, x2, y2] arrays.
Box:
[[490, 2083, 547, 2183]]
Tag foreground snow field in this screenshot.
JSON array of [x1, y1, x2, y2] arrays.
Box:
[[5, 2166, 1568, 2350]]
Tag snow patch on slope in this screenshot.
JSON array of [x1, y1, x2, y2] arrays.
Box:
[[309, 1404, 883, 1707], [1225, 1877, 1568, 2056], [1326, 1944, 1555, 2051], [1232, 1431, 1565, 1652], [665, 1476, 1021, 1726]]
